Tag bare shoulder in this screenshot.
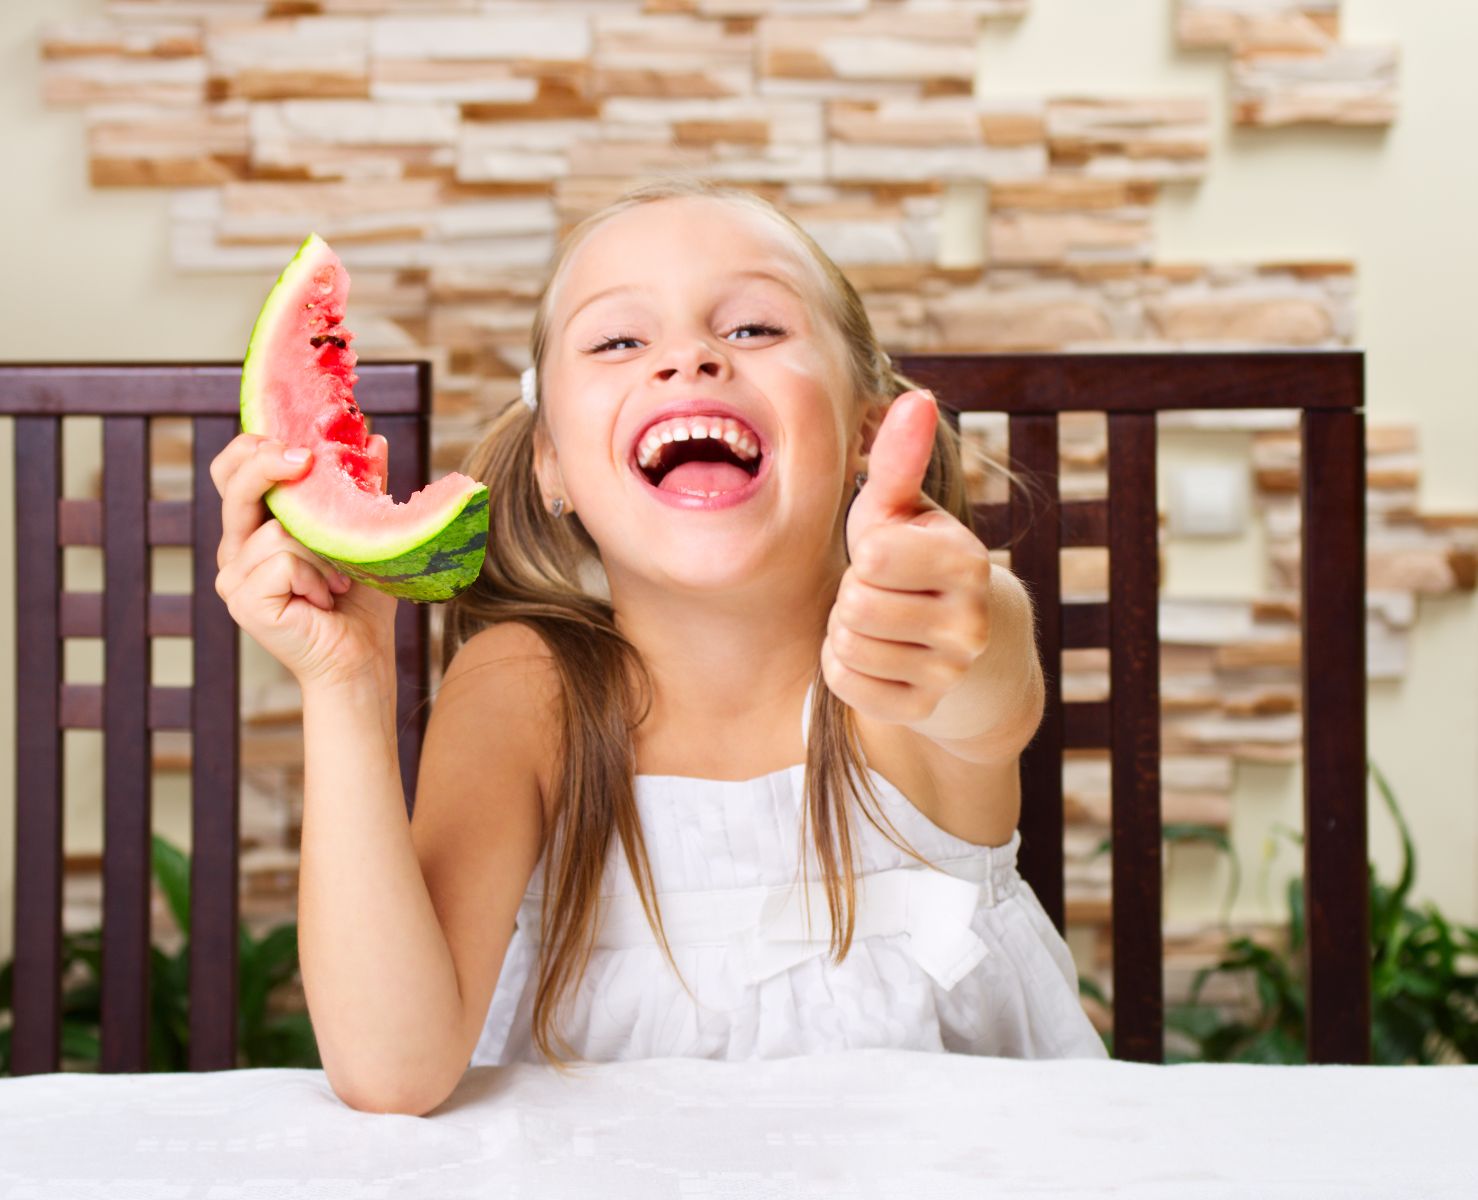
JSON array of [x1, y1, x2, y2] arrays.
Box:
[[852, 714, 1023, 850], [433, 621, 564, 824], [410, 620, 564, 1075]]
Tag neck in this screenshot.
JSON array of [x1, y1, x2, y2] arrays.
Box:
[[605, 559, 841, 772]]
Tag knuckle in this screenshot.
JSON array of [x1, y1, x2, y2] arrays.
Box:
[[855, 537, 886, 576], [837, 585, 870, 628], [832, 623, 861, 658]]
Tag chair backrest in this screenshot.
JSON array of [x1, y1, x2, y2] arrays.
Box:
[[4, 352, 1370, 1073], [1, 361, 434, 1075], [894, 350, 1369, 1065]]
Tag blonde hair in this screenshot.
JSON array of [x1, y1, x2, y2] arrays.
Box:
[[443, 177, 1032, 1072]]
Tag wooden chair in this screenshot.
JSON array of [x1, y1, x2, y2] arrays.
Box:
[[895, 350, 1369, 1065], [4, 352, 1369, 1073], [1, 362, 435, 1075]]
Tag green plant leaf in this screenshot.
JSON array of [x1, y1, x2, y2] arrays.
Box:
[[1165, 1004, 1226, 1042], [248, 1012, 321, 1070], [1369, 761, 1416, 913], [252, 924, 301, 983], [151, 833, 192, 939], [59, 1019, 101, 1066], [1286, 875, 1305, 953]]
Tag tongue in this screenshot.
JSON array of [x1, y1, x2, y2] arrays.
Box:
[[658, 460, 752, 495]]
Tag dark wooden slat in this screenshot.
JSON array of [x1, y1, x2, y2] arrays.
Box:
[[377, 411, 432, 820], [1006, 413, 1066, 931], [59, 684, 192, 730], [1301, 407, 1371, 1064], [190, 416, 241, 1071], [59, 499, 192, 547], [974, 497, 1107, 552], [973, 502, 1010, 550], [1063, 602, 1109, 650], [60, 592, 192, 638], [1107, 412, 1164, 1063], [12, 417, 64, 1076], [150, 500, 192, 545], [1063, 701, 1111, 750], [0, 362, 429, 417], [101, 416, 152, 1073], [1062, 498, 1109, 547], [57, 499, 100, 547], [897, 351, 1363, 414]]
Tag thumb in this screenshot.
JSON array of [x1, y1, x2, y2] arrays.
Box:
[[367, 433, 389, 493], [849, 391, 939, 537]]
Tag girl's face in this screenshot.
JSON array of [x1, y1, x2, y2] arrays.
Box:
[[536, 196, 870, 595]]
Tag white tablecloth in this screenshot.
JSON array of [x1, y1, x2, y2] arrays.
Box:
[[1, 1050, 1473, 1198]]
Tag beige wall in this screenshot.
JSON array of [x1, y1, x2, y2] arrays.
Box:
[[2, 0, 1475, 971]]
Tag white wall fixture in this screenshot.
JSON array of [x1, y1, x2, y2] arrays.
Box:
[[1168, 463, 1249, 537]]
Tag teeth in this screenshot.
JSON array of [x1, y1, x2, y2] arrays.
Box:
[[636, 415, 763, 470]]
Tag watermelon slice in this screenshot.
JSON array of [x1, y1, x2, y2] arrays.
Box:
[[240, 233, 489, 604]]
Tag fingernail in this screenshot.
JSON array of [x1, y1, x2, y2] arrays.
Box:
[[285, 447, 309, 463], [334, 572, 351, 590]]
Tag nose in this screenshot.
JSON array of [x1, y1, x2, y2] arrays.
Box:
[[654, 335, 731, 385]]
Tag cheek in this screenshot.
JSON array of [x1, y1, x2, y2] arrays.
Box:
[[768, 347, 850, 459]]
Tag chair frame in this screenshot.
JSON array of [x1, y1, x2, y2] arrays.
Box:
[[2, 361, 433, 1075], [4, 351, 1368, 1072], [895, 350, 1368, 1065]]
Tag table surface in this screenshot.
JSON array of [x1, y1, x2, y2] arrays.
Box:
[[1, 1050, 1474, 1199]]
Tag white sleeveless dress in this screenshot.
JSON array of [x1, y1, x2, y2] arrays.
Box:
[[470, 683, 1108, 1066]]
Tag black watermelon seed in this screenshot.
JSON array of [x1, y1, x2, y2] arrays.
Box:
[[310, 334, 348, 349]]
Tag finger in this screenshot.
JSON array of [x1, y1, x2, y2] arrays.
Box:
[[832, 572, 949, 644], [850, 517, 987, 593], [248, 548, 337, 616], [208, 433, 270, 497], [821, 636, 933, 724], [829, 621, 954, 689], [829, 592, 978, 674], [367, 433, 389, 492], [217, 517, 347, 601], [849, 391, 938, 536], [218, 440, 313, 569]]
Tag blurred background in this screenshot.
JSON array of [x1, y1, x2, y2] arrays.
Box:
[[1, 0, 1474, 1056]]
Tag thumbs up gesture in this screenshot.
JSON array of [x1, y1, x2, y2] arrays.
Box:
[[823, 390, 995, 727]]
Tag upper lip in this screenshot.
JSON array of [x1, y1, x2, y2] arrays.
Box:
[[628, 399, 771, 468]]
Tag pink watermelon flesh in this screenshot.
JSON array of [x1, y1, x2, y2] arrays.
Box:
[[240, 234, 489, 602]]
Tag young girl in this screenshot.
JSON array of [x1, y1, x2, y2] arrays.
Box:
[[212, 178, 1106, 1116]]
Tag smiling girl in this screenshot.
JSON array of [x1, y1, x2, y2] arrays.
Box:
[[212, 177, 1107, 1117]]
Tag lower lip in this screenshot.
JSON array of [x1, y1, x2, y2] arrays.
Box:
[[631, 452, 771, 511]]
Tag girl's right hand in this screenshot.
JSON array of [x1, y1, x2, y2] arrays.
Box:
[[211, 433, 399, 689]]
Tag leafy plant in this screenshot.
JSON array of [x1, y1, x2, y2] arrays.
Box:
[[0, 833, 320, 1074], [1080, 760, 1478, 1064]]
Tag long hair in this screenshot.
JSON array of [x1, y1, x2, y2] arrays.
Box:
[[442, 177, 1036, 1073]]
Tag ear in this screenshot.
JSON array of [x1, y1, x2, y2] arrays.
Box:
[[531, 422, 571, 514], [851, 397, 889, 471]]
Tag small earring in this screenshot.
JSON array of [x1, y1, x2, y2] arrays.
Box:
[[551, 496, 565, 518], [855, 471, 868, 491]]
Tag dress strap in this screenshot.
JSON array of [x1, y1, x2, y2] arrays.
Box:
[[800, 678, 815, 749]]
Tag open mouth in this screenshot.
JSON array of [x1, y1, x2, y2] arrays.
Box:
[[634, 418, 765, 498]]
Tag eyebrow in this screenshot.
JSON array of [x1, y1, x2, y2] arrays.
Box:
[[561, 269, 805, 330]]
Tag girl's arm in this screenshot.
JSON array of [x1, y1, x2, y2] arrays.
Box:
[[297, 623, 551, 1115]]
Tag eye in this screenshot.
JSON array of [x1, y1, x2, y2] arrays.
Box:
[[586, 322, 787, 354]]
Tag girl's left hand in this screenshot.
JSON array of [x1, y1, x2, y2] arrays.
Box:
[[823, 390, 994, 727]]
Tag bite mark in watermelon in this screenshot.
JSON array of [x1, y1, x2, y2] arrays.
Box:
[[240, 233, 489, 604]]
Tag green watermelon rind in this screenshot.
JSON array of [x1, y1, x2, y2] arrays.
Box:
[[239, 232, 491, 604]]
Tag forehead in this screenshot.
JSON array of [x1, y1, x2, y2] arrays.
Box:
[[551, 197, 819, 324]]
